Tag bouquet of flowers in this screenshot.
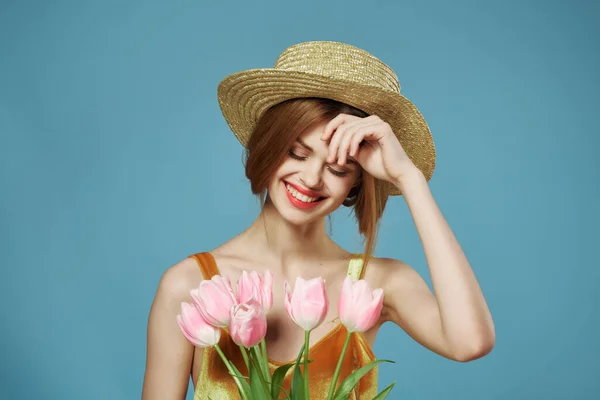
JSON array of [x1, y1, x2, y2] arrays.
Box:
[[177, 269, 396, 399]]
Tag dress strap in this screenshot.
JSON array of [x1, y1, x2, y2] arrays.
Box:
[[189, 252, 220, 280], [347, 253, 365, 280]]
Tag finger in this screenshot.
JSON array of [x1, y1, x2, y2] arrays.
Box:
[[337, 127, 357, 166], [330, 118, 372, 164], [349, 131, 365, 158], [327, 121, 349, 163], [321, 113, 358, 141], [358, 122, 387, 142], [321, 114, 346, 141], [365, 114, 383, 123], [337, 119, 372, 165], [349, 123, 380, 157]]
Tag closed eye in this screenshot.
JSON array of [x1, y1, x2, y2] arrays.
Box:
[[327, 166, 349, 177], [289, 150, 350, 177], [288, 149, 307, 161]]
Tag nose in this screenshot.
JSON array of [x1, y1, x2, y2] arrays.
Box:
[[298, 161, 323, 191]]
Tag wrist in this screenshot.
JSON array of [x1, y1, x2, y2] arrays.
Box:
[[393, 167, 426, 191]]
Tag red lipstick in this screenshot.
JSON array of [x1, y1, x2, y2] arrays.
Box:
[[285, 181, 322, 198], [283, 181, 322, 210]]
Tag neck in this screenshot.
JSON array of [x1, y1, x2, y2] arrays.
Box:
[[244, 200, 337, 264]]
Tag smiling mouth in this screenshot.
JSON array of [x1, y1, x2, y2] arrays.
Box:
[[284, 182, 325, 203]]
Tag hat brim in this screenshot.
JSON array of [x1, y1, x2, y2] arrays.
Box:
[[217, 68, 436, 196]]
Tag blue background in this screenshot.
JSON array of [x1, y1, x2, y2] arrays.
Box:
[[1, 0, 598, 399]]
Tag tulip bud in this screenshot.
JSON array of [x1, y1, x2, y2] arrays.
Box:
[[284, 276, 329, 331], [191, 275, 238, 328], [229, 298, 268, 348], [176, 302, 221, 347], [338, 276, 384, 333], [237, 269, 274, 313]]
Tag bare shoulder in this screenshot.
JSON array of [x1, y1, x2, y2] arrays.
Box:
[[362, 256, 431, 319], [157, 256, 204, 299], [362, 256, 419, 290]]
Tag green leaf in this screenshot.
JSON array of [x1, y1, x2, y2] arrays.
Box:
[[333, 360, 394, 400], [271, 363, 295, 399], [249, 358, 268, 399], [228, 362, 252, 399], [249, 346, 268, 381], [290, 344, 306, 400], [371, 381, 396, 400], [277, 386, 292, 400]]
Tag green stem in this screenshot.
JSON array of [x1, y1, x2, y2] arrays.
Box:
[[260, 338, 269, 376], [260, 338, 271, 390], [326, 331, 352, 400], [250, 345, 268, 383], [250, 349, 272, 395], [214, 344, 250, 400], [238, 344, 250, 372], [304, 330, 310, 398]]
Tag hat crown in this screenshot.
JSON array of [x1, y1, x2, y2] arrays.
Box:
[[273, 41, 401, 94]]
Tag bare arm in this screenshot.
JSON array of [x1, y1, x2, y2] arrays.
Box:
[[382, 169, 495, 362], [377, 258, 456, 360], [142, 259, 198, 399]]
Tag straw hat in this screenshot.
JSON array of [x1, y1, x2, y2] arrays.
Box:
[[217, 40, 436, 196]]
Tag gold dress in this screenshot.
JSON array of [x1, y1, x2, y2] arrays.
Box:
[[189, 252, 378, 399]]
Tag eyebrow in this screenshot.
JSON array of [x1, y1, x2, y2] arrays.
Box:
[[295, 138, 358, 166], [296, 138, 313, 152]]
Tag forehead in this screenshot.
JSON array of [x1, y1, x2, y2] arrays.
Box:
[[295, 121, 327, 149], [300, 121, 328, 139]]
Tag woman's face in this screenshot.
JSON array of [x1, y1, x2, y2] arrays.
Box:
[[266, 121, 361, 226]]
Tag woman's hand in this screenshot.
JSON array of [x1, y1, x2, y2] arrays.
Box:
[[321, 113, 423, 186]]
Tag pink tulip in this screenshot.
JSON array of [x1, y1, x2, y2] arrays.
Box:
[[284, 277, 329, 331], [338, 276, 384, 333], [176, 302, 221, 347], [191, 275, 238, 328], [229, 298, 267, 348], [237, 269, 274, 313]]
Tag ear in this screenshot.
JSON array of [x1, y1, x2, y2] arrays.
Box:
[[346, 180, 361, 199], [343, 169, 363, 206], [352, 169, 363, 188]]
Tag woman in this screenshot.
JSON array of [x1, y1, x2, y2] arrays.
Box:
[[142, 41, 495, 399]]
